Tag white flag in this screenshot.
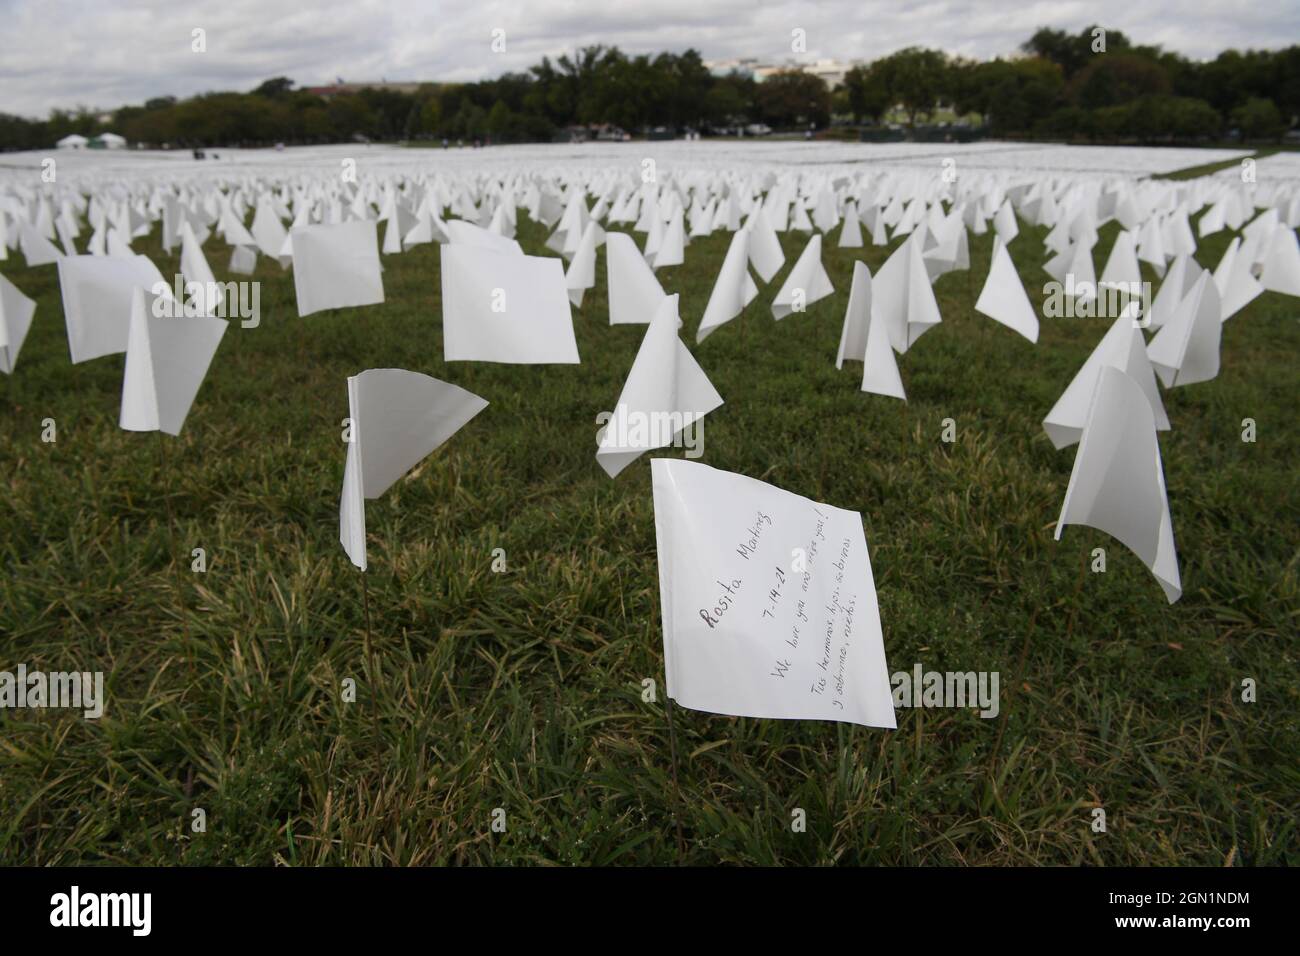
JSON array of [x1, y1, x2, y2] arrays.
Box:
[[441, 244, 579, 364], [597, 294, 723, 478], [57, 254, 170, 364], [340, 369, 488, 571], [119, 287, 227, 436], [1043, 313, 1168, 449], [873, 236, 941, 353], [606, 232, 666, 326], [1147, 269, 1221, 387], [291, 220, 385, 318], [697, 229, 757, 342], [835, 261, 872, 368], [1056, 365, 1181, 603], [974, 239, 1039, 343], [0, 272, 36, 374], [651, 458, 896, 728], [772, 234, 833, 319]]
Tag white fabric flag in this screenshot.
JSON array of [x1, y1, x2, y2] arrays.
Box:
[[180, 220, 220, 315], [836, 261, 872, 368], [974, 239, 1039, 343], [228, 245, 257, 276], [1146, 269, 1221, 387], [340, 369, 488, 571], [292, 220, 384, 318], [0, 272, 37, 374], [1259, 226, 1300, 297], [250, 199, 289, 263], [744, 209, 785, 283], [993, 199, 1019, 245], [444, 219, 523, 254], [119, 287, 227, 436], [1043, 313, 1168, 449], [440, 244, 579, 364], [653, 210, 686, 270], [873, 236, 941, 353], [57, 254, 170, 363], [772, 234, 833, 319], [20, 222, 63, 266], [837, 202, 863, 248], [606, 232, 666, 325], [651, 458, 896, 728], [597, 294, 723, 478], [1056, 365, 1181, 603], [565, 220, 600, 308], [1146, 253, 1196, 331], [1212, 237, 1264, 321], [1098, 229, 1142, 292], [697, 229, 758, 342], [861, 307, 906, 400]]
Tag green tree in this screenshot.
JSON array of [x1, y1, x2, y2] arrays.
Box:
[[843, 63, 892, 123], [755, 70, 831, 128], [874, 47, 949, 126], [1232, 97, 1285, 141]]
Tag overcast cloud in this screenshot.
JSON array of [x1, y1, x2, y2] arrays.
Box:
[[1, 0, 1295, 118]]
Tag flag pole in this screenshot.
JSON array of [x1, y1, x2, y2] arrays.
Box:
[[360, 569, 381, 738], [156, 432, 195, 678], [663, 692, 688, 863]]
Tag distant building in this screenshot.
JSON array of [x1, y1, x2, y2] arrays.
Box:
[[704, 57, 857, 88], [89, 132, 127, 149], [56, 133, 88, 149]]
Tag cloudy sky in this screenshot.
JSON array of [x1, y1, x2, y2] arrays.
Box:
[[2, 0, 1295, 118]]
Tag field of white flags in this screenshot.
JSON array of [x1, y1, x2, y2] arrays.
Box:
[[1, 139, 1297, 866]]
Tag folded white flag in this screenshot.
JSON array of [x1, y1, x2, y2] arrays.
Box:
[[873, 236, 941, 353], [835, 261, 872, 369], [564, 220, 599, 308], [180, 220, 220, 316], [1259, 226, 1300, 297], [1055, 365, 1181, 603], [974, 239, 1039, 343], [651, 458, 896, 728], [119, 287, 227, 436], [1146, 269, 1221, 387], [20, 222, 63, 267], [1043, 312, 1168, 449], [250, 198, 289, 263], [697, 229, 757, 342], [772, 234, 833, 319], [444, 219, 523, 255], [1212, 237, 1264, 322], [340, 369, 488, 571], [440, 244, 580, 364], [0, 272, 37, 374], [606, 232, 666, 325], [598, 294, 723, 478], [744, 209, 785, 283], [861, 306, 906, 400], [57, 254, 170, 363], [291, 220, 385, 318]]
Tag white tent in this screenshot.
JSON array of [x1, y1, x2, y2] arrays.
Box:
[[56, 134, 88, 150], [97, 132, 128, 149]]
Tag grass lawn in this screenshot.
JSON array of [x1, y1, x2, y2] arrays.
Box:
[[1, 180, 1296, 865]]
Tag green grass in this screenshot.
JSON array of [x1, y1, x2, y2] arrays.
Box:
[[1, 188, 1297, 865]]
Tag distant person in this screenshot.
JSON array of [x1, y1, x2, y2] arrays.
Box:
[[442, 138, 449, 149]]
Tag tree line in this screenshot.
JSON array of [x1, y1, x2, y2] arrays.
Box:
[[1, 26, 1295, 151]]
